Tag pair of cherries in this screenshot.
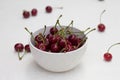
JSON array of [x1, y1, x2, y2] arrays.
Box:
[[14, 43, 31, 60], [23, 8, 38, 18]]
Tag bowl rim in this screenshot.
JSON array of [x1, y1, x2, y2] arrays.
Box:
[[29, 26, 87, 55]]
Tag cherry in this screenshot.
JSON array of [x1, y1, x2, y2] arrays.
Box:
[[98, 23, 105, 32], [35, 35, 43, 44], [14, 43, 24, 60], [14, 43, 24, 52], [59, 39, 66, 48], [31, 8, 37, 16], [25, 44, 31, 52], [46, 33, 53, 39], [48, 35, 57, 44], [103, 42, 120, 62], [104, 53, 112, 61], [97, 10, 106, 32], [36, 43, 46, 51], [50, 27, 58, 35], [23, 10, 30, 18], [50, 43, 60, 52], [45, 5, 63, 13], [45, 6, 52, 13], [68, 34, 77, 45]]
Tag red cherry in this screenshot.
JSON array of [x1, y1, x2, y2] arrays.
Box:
[[31, 8, 37, 16], [50, 27, 58, 35], [23, 10, 30, 18], [35, 43, 46, 51], [25, 44, 31, 52], [98, 23, 105, 32], [45, 6, 52, 13], [98, 10, 106, 32], [14, 43, 24, 52], [104, 53, 112, 61], [50, 43, 60, 52]]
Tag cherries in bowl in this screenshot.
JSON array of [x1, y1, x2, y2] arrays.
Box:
[[29, 26, 88, 72]]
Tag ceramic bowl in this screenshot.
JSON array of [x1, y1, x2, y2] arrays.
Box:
[[29, 26, 87, 72]]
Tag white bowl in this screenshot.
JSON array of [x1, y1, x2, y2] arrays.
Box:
[[29, 26, 87, 72]]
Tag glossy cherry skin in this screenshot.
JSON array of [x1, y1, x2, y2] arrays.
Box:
[[45, 6, 52, 13], [59, 39, 66, 48], [50, 43, 60, 52], [98, 23, 105, 32], [35, 35, 43, 44], [31, 8, 37, 16], [104, 52, 112, 61], [25, 44, 31, 52], [14, 43, 24, 52], [35, 43, 46, 51], [50, 27, 58, 35], [23, 10, 30, 18]]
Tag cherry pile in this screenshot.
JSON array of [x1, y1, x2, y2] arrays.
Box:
[[25, 15, 96, 53], [103, 43, 120, 61], [14, 43, 31, 60]]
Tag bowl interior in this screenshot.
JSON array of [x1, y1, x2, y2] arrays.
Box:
[[30, 26, 87, 53]]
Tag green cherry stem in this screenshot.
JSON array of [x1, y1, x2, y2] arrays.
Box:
[[77, 28, 96, 48], [85, 28, 96, 36], [100, 10, 106, 23], [25, 27, 38, 45], [25, 27, 34, 40], [54, 15, 62, 28], [107, 43, 120, 52], [43, 25, 46, 36], [38, 33, 45, 44]]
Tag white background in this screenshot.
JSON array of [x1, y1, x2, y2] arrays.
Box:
[[1, 0, 120, 80]]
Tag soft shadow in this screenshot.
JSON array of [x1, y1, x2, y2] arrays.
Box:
[[25, 60, 84, 80]]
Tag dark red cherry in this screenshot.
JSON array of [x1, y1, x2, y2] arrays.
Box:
[[23, 10, 30, 18], [14, 43, 24, 52], [68, 34, 77, 45], [45, 6, 52, 13], [25, 44, 31, 52], [59, 39, 66, 48], [36, 43, 46, 51], [104, 53, 112, 61], [50, 27, 58, 35], [50, 43, 60, 52], [98, 23, 105, 32], [31, 8, 37, 16], [48, 35, 57, 44], [35, 35, 43, 44]]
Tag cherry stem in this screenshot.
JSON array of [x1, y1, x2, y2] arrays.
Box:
[[85, 28, 96, 36], [38, 33, 45, 44], [72, 27, 91, 34], [54, 7, 63, 9], [84, 27, 91, 33], [100, 10, 106, 23], [107, 42, 120, 52], [55, 15, 62, 28], [76, 28, 96, 48], [67, 20, 73, 28], [25, 27, 37, 45], [77, 37, 88, 48], [43, 25, 46, 36]]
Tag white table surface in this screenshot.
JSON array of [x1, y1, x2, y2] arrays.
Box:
[[1, 0, 120, 80]]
